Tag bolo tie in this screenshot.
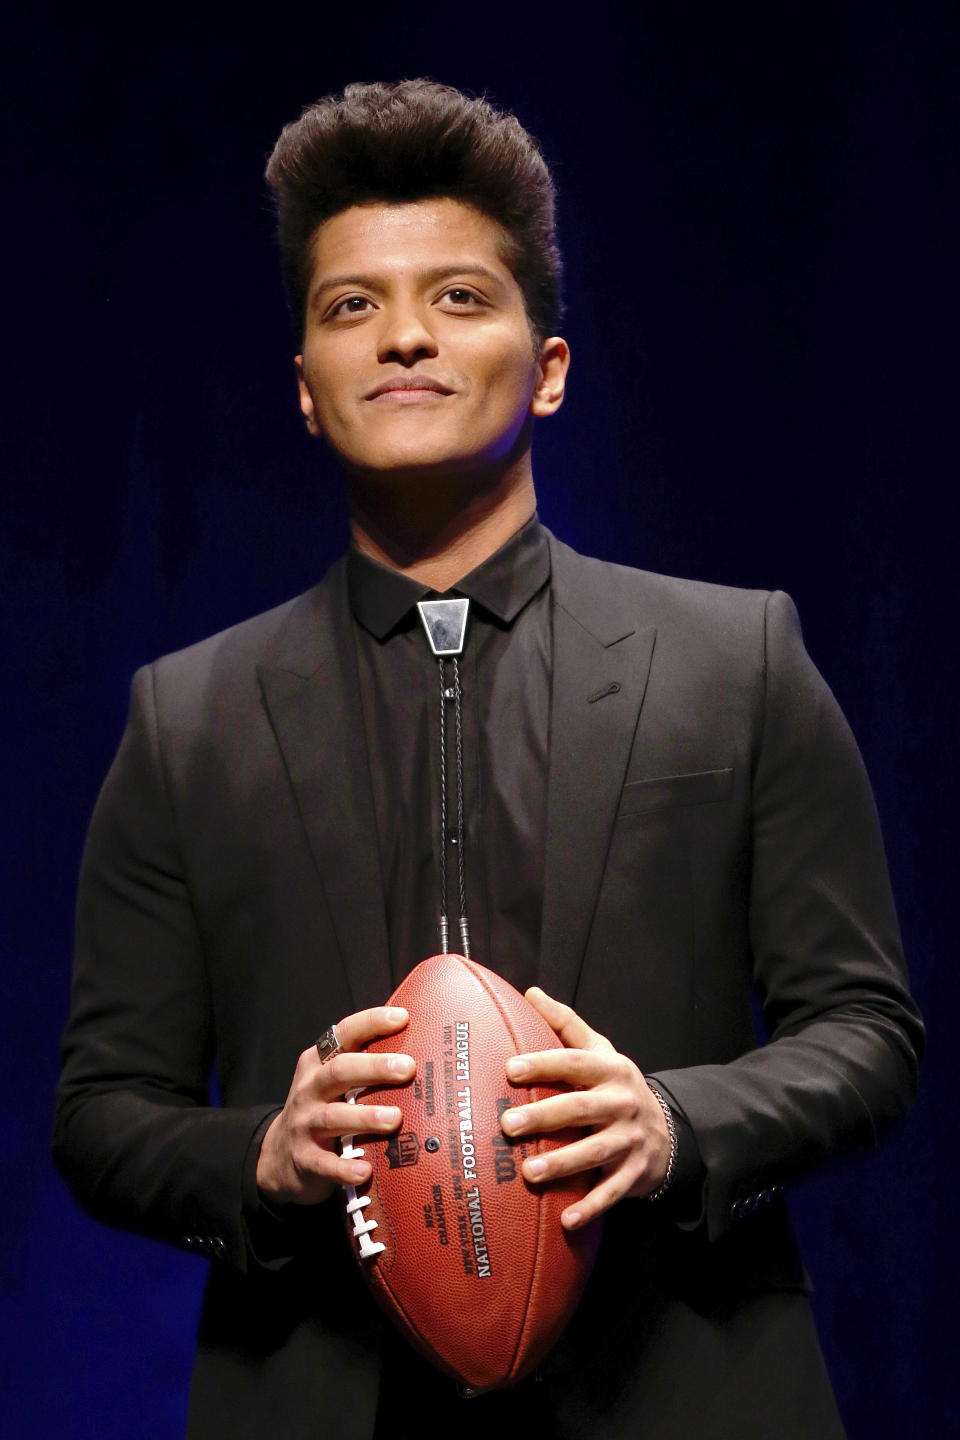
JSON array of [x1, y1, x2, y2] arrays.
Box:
[[416, 595, 471, 957]]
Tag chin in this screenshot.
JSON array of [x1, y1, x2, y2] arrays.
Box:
[[341, 446, 489, 486]]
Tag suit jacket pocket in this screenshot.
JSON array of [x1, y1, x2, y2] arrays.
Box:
[[618, 766, 734, 816]]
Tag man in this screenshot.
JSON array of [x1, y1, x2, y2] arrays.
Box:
[[54, 80, 922, 1439]]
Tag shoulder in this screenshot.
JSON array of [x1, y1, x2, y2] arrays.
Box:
[[135, 558, 345, 728], [546, 531, 785, 663]]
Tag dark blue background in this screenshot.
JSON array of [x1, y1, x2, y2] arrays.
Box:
[[3, 3, 956, 1435]]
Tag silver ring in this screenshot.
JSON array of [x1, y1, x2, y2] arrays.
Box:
[[315, 1025, 342, 1063]]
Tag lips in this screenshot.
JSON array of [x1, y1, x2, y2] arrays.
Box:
[[366, 376, 454, 400]]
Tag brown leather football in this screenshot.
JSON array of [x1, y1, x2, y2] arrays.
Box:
[[341, 953, 601, 1392]]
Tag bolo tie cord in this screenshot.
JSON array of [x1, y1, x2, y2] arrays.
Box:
[[437, 655, 470, 957], [417, 595, 471, 957]]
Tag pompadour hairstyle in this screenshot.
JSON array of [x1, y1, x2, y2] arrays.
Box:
[[265, 79, 563, 345]]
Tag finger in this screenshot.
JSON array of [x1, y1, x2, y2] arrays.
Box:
[[308, 1100, 404, 1140], [518, 1129, 630, 1186], [501, 1088, 623, 1138], [291, 1111, 405, 1195], [560, 1167, 643, 1230], [313, 1048, 415, 1097], [333, 1004, 409, 1052], [292, 1142, 372, 1195], [524, 988, 613, 1053], [505, 1047, 617, 1088]]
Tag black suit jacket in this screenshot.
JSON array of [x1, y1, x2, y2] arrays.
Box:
[[54, 532, 922, 1439]]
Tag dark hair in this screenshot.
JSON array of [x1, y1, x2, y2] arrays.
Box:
[[265, 79, 562, 345]]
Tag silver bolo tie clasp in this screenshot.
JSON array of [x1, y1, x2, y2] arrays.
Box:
[[416, 597, 471, 958]]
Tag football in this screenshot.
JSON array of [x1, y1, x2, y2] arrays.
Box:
[[340, 953, 601, 1392]]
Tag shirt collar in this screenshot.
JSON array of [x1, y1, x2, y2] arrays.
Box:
[[347, 514, 551, 641]]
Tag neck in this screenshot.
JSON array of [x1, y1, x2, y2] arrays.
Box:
[[348, 454, 537, 592]]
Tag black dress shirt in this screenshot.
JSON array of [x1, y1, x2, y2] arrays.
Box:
[[347, 514, 551, 992]]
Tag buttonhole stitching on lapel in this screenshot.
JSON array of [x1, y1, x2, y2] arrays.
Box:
[[588, 682, 621, 704]]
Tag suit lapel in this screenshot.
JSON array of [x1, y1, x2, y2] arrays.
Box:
[[539, 535, 656, 1005], [257, 561, 391, 1013]]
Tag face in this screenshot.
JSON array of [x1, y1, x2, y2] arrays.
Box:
[[295, 198, 567, 486]]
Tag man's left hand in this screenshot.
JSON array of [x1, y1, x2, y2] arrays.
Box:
[[500, 986, 671, 1230]]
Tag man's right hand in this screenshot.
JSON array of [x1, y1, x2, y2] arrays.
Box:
[[255, 1005, 414, 1205]]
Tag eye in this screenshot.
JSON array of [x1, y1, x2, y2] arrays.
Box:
[[330, 295, 373, 318], [441, 287, 483, 308]]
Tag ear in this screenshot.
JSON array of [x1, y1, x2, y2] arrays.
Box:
[[530, 336, 571, 418], [295, 355, 323, 438]]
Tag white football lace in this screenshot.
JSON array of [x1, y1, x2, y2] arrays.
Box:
[[341, 1090, 386, 1259]]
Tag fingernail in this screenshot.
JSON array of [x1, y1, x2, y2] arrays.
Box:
[[502, 1108, 526, 1134], [506, 1058, 529, 1080], [388, 1055, 413, 1075], [526, 1157, 547, 1179], [376, 1106, 400, 1125], [386, 1007, 407, 1023], [351, 1163, 370, 1183], [563, 1209, 582, 1229]]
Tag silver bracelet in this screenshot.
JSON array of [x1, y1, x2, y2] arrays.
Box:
[[645, 1082, 678, 1201]]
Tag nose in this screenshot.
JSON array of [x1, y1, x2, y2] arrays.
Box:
[[376, 301, 439, 365]]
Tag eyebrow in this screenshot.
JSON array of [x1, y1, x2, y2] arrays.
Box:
[[309, 263, 505, 306]]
